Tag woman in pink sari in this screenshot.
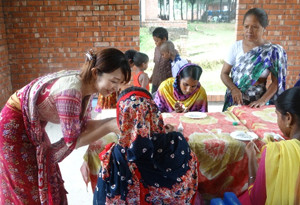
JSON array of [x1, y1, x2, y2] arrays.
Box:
[[240, 87, 300, 204], [0, 48, 131, 205]]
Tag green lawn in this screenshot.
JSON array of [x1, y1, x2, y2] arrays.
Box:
[[140, 22, 236, 93]]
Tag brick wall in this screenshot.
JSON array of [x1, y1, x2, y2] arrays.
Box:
[[0, 1, 299, 107], [237, 0, 300, 88], [0, 0, 12, 107], [1, 0, 140, 100]]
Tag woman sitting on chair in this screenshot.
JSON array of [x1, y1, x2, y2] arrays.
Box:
[[93, 87, 199, 204], [241, 87, 300, 204], [154, 63, 207, 113]]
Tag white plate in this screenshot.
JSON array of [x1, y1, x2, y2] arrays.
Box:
[[184, 112, 207, 119], [230, 131, 258, 141]]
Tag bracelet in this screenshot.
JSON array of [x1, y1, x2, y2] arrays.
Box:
[[230, 87, 238, 92], [249, 176, 255, 180]]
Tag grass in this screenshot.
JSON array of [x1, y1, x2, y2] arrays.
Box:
[[140, 22, 236, 93]]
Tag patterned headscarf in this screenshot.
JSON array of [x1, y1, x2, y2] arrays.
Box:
[[173, 63, 201, 101], [116, 87, 165, 148], [95, 87, 197, 204], [154, 63, 207, 112]]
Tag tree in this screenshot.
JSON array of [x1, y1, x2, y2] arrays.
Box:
[[174, 0, 182, 20], [186, 0, 188, 20], [188, 0, 196, 21], [169, 0, 174, 20]]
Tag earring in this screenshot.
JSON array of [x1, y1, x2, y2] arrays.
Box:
[[286, 124, 290, 128]]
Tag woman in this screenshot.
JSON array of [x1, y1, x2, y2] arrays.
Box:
[[93, 87, 199, 204], [221, 8, 287, 111], [241, 87, 300, 204], [154, 63, 207, 113], [0, 48, 131, 204], [94, 49, 136, 112]]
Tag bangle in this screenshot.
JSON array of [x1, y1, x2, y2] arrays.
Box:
[[230, 87, 238, 92], [249, 176, 255, 180]]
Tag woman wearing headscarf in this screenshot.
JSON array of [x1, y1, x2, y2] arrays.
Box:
[[93, 87, 199, 204], [154, 63, 208, 113]]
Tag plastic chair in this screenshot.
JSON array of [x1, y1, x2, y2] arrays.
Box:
[[223, 192, 241, 205], [210, 198, 225, 205], [210, 192, 241, 205]]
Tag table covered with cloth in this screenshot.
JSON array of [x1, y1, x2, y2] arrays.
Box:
[[83, 105, 283, 198]]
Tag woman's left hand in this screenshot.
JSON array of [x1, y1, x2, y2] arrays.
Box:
[[107, 118, 120, 135], [245, 141, 257, 159], [164, 124, 175, 133], [249, 98, 266, 108], [174, 102, 184, 113], [80, 161, 90, 186]]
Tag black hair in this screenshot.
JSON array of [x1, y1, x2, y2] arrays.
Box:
[[125, 49, 137, 64], [117, 86, 152, 102], [275, 87, 300, 123], [152, 27, 168, 40], [243, 8, 269, 28], [179, 64, 203, 81], [80, 48, 131, 84], [133, 52, 149, 67]]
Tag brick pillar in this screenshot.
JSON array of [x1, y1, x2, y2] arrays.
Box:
[[0, 0, 12, 107]]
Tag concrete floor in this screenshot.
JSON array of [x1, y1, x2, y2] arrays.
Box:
[[47, 101, 224, 205]]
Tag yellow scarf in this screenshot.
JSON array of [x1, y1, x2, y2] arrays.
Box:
[[265, 139, 300, 205], [158, 77, 205, 110]]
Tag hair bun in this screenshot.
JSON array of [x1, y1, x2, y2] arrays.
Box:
[[85, 49, 96, 62]]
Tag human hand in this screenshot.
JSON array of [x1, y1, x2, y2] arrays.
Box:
[[174, 102, 185, 113], [231, 88, 243, 105], [248, 98, 266, 108], [107, 118, 120, 135], [80, 161, 90, 187], [245, 141, 258, 159], [164, 124, 175, 133]]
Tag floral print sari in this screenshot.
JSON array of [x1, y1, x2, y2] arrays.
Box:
[[0, 70, 92, 204]]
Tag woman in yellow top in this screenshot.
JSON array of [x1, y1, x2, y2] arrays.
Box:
[[240, 87, 300, 204], [154, 63, 207, 113]]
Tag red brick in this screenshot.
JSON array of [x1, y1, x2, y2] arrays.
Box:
[[85, 27, 101, 32], [109, 0, 124, 4], [27, 1, 44, 6], [62, 12, 77, 17], [68, 6, 84, 11], [78, 22, 94, 27], [69, 27, 85, 32]]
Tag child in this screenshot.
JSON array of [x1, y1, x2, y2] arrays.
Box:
[[160, 40, 189, 77], [132, 52, 150, 91], [125, 49, 137, 68], [150, 27, 172, 94]]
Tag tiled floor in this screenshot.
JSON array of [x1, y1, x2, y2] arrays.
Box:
[[48, 101, 224, 204]]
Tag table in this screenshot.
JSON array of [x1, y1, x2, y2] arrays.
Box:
[[84, 105, 283, 198]]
